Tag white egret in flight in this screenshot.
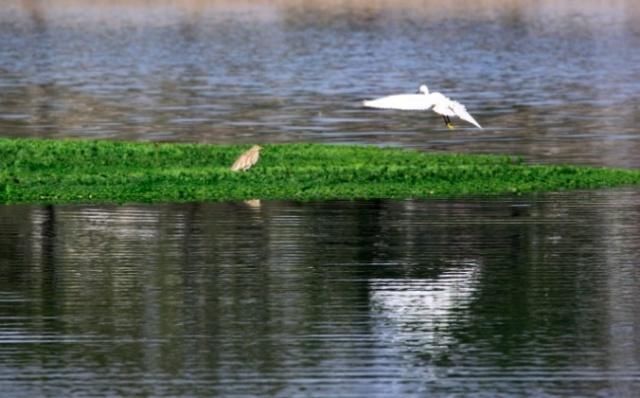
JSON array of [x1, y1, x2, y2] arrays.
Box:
[[363, 85, 482, 129]]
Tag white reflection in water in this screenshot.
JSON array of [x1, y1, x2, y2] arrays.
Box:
[[0, 193, 640, 396], [369, 259, 480, 351]]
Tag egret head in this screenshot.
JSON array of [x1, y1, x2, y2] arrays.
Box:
[[418, 85, 429, 95]]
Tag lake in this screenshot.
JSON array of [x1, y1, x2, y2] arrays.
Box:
[[1, 1, 640, 396]]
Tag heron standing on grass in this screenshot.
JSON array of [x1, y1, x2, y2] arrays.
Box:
[[230, 145, 262, 171], [363, 84, 482, 129]]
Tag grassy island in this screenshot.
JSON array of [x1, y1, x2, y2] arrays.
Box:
[[0, 138, 639, 204]]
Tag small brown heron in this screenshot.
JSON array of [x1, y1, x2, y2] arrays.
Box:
[[230, 145, 262, 171]]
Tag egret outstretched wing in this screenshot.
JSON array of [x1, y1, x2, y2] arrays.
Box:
[[449, 100, 482, 129], [363, 84, 483, 129], [363, 94, 434, 111]]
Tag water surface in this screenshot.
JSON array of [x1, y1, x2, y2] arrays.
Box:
[[1, 2, 640, 396], [1, 190, 640, 396], [0, 1, 639, 166]]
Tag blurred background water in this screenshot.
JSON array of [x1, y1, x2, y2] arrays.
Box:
[[1, 0, 639, 166], [1, 1, 640, 396]]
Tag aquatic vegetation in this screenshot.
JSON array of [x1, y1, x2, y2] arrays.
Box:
[[0, 138, 639, 204]]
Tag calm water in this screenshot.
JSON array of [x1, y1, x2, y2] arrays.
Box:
[[1, 1, 640, 396], [1, 191, 640, 396]]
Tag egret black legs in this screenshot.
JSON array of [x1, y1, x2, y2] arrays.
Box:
[[442, 115, 454, 129]]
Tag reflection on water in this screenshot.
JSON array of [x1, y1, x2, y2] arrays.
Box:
[[1, 1, 640, 166], [1, 190, 640, 396], [1, 2, 640, 395]]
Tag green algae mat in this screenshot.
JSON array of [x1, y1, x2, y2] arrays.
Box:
[[1, 138, 639, 204]]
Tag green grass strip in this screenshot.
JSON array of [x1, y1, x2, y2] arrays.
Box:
[[0, 138, 639, 204]]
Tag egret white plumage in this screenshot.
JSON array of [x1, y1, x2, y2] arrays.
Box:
[[363, 85, 482, 129]]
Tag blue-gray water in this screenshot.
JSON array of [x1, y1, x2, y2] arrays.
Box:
[[1, 1, 640, 167], [1, 1, 640, 396]]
